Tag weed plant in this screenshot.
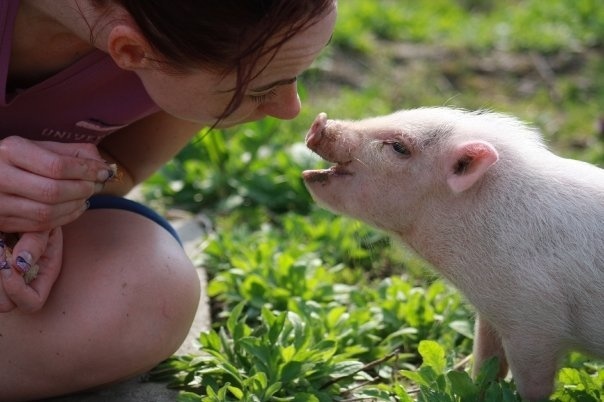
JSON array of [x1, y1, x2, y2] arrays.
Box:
[[147, 0, 603, 400]]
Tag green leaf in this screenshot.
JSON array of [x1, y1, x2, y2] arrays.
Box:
[[475, 357, 501, 391], [418, 340, 446, 374], [238, 338, 271, 373], [244, 371, 269, 393], [401, 367, 437, 388], [280, 361, 303, 383], [501, 385, 521, 402], [263, 381, 283, 399], [200, 330, 222, 353], [291, 393, 320, 402], [176, 392, 203, 402], [227, 385, 244, 400], [447, 370, 479, 400], [265, 309, 287, 345], [226, 301, 247, 341], [280, 345, 296, 363], [449, 320, 474, 339], [216, 361, 245, 386], [332, 360, 365, 377]]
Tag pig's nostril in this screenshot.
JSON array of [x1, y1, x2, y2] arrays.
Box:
[[305, 127, 324, 148], [305, 113, 328, 145], [311, 114, 327, 134]]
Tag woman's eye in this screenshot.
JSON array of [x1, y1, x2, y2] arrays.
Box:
[[250, 89, 277, 104], [387, 141, 410, 156]]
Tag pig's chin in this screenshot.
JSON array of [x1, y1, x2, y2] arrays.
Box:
[[302, 163, 352, 184]]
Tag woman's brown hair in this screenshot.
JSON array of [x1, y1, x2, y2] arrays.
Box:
[[94, 0, 335, 118]]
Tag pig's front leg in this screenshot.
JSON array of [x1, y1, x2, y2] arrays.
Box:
[[502, 334, 560, 401], [472, 315, 509, 378]]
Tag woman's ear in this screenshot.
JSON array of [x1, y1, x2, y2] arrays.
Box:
[[106, 24, 152, 71]]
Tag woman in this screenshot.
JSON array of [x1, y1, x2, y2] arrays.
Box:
[[0, 0, 337, 400]]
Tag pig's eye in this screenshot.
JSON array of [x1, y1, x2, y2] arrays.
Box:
[[386, 141, 411, 157]]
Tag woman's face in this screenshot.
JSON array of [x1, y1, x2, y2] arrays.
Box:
[[135, 5, 337, 128]]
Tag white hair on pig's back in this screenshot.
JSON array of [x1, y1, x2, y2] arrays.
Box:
[[391, 107, 547, 153], [370, 108, 550, 186]]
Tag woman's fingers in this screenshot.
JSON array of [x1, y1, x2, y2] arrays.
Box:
[[0, 136, 112, 182], [0, 228, 63, 313], [1, 163, 102, 203], [0, 196, 89, 232], [0, 138, 112, 233]]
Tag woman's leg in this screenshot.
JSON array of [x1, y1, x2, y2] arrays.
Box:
[[0, 208, 201, 401]]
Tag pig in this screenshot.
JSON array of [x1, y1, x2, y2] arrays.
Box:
[[302, 107, 604, 401]]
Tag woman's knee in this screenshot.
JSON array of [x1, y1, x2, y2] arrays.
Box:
[[60, 209, 202, 367], [75, 251, 201, 386], [100, 238, 200, 360]]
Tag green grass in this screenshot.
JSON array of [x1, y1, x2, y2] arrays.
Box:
[[145, 0, 603, 400], [334, 0, 604, 53]]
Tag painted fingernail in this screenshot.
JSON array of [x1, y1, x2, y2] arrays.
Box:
[[15, 252, 32, 274], [97, 169, 111, 182]]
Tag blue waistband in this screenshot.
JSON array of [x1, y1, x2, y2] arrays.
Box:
[[87, 195, 181, 244]]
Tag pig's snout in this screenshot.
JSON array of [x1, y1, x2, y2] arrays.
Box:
[[303, 113, 357, 184], [305, 112, 328, 149], [304, 114, 357, 166]]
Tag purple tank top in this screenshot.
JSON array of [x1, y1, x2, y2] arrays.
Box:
[[0, 0, 160, 144]]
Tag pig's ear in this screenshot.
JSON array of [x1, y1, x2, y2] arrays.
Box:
[[446, 141, 499, 193]]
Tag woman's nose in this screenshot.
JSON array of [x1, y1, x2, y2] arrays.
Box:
[[259, 83, 301, 120]]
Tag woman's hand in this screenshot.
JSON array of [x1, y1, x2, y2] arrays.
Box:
[[0, 138, 111, 312], [0, 228, 63, 312], [0, 136, 113, 232]]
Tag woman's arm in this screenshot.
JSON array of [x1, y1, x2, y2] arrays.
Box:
[[98, 111, 205, 196]]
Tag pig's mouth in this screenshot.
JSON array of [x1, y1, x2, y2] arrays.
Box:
[[302, 112, 354, 184], [303, 161, 353, 183]]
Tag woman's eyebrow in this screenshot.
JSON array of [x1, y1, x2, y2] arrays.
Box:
[[249, 77, 297, 93]]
